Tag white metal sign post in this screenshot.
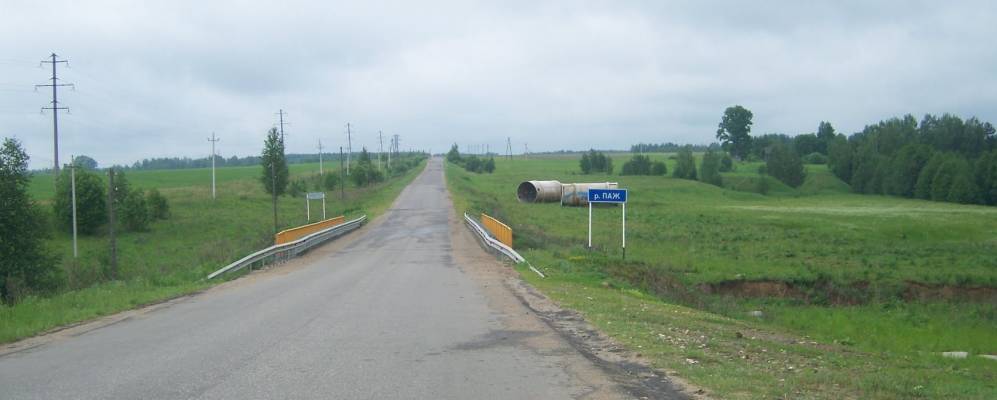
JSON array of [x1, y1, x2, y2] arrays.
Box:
[[306, 192, 326, 221], [587, 188, 629, 259]]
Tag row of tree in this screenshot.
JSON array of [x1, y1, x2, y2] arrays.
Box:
[[446, 144, 495, 174], [579, 150, 613, 174], [827, 114, 997, 205]]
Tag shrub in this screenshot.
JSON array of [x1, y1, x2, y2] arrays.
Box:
[[323, 172, 340, 191], [580, 150, 612, 174], [288, 178, 307, 197], [651, 161, 667, 175], [802, 152, 828, 165], [672, 146, 697, 180], [621, 155, 652, 175], [765, 142, 806, 188], [120, 189, 150, 231], [719, 154, 734, 172], [53, 167, 106, 235], [699, 150, 723, 187], [147, 189, 170, 220]]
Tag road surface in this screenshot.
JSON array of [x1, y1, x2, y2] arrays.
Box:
[[0, 158, 656, 399]]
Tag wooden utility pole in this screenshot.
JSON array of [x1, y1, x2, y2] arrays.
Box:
[[107, 168, 118, 279], [339, 146, 346, 200], [270, 161, 278, 237], [378, 131, 384, 171]]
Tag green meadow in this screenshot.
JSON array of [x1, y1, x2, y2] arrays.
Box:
[[446, 154, 996, 399], [1, 160, 425, 343]]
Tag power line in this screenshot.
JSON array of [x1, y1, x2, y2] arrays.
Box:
[[36, 53, 73, 176]]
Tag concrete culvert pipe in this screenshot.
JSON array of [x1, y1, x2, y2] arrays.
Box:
[[517, 180, 563, 203], [560, 182, 619, 206]]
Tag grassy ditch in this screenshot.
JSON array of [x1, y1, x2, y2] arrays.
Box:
[[1, 159, 426, 343], [445, 156, 996, 399]]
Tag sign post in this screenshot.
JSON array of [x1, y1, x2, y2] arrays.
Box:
[[587, 188, 629, 259], [306, 192, 326, 221]]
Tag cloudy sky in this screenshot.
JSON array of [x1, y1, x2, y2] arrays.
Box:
[[2, 1, 996, 169]]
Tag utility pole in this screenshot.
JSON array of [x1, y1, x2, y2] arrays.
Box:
[[346, 123, 352, 176], [66, 158, 78, 258], [277, 109, 288, 143], [339, 146, 346, 200], [37, 53, 73, 177], [208, 132, 219, 200], [378, 131, 384, 171], [107, 168, 117, 279], [270, 160, 278, 237], [317, 139, 324, 174]]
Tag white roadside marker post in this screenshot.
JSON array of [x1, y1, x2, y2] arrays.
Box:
[[622, 202, 626, 260], [588, 200, 593, 249]]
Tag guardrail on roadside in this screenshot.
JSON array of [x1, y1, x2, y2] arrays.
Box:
[[481, 213, 513, 247], [463, 212, 544, 278], [275, 215, 346, 244], [206, 215, 367, 280]]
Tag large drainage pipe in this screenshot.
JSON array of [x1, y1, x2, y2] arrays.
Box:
[[517, 180, 619, 206], [517, 180, 563, 203]]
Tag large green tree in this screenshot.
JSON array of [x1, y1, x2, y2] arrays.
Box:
[[716, 105, 754, 160], [1, 138, 61, 303], [261, 127, 289, 196], [816, 121, 836, 148]]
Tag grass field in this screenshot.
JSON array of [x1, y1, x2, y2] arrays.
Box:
[[445, 154, 996, 399], [1, 159, 426, 343]]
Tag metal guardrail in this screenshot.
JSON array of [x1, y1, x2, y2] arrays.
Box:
[[206, 215, 367, 280], [463, 212, 544, 278]]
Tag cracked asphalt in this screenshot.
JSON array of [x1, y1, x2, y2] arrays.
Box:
[[0, 158, 637, 399]]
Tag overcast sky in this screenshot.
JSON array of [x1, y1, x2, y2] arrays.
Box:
[[2, 1, 996, 169]]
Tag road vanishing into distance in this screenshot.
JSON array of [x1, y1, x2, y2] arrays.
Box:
[[1, 158, 686, 399]]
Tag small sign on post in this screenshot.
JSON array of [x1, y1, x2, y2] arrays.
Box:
[[587, 188, 629, 259], [305, 192, 326, 221]]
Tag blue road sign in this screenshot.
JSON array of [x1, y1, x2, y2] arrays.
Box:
[[588, 188, 628, 203]]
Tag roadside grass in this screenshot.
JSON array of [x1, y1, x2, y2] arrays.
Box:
[[1, 160, 425, 344], [445, 156, 997, 399], [516, 261, 996, 399]]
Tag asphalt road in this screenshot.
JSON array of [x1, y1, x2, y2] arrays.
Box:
[[0, 158, 635, 399]]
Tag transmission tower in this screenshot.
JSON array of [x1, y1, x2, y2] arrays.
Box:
[[36, 53, 74, 176], [506, 137, 512, 160]]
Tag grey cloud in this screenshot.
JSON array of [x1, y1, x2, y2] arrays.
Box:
[[1, 1, 996, 168]]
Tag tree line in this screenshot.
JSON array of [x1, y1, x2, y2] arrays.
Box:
[[446, 144, 495, 174], [827, 114, 997, 205]]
